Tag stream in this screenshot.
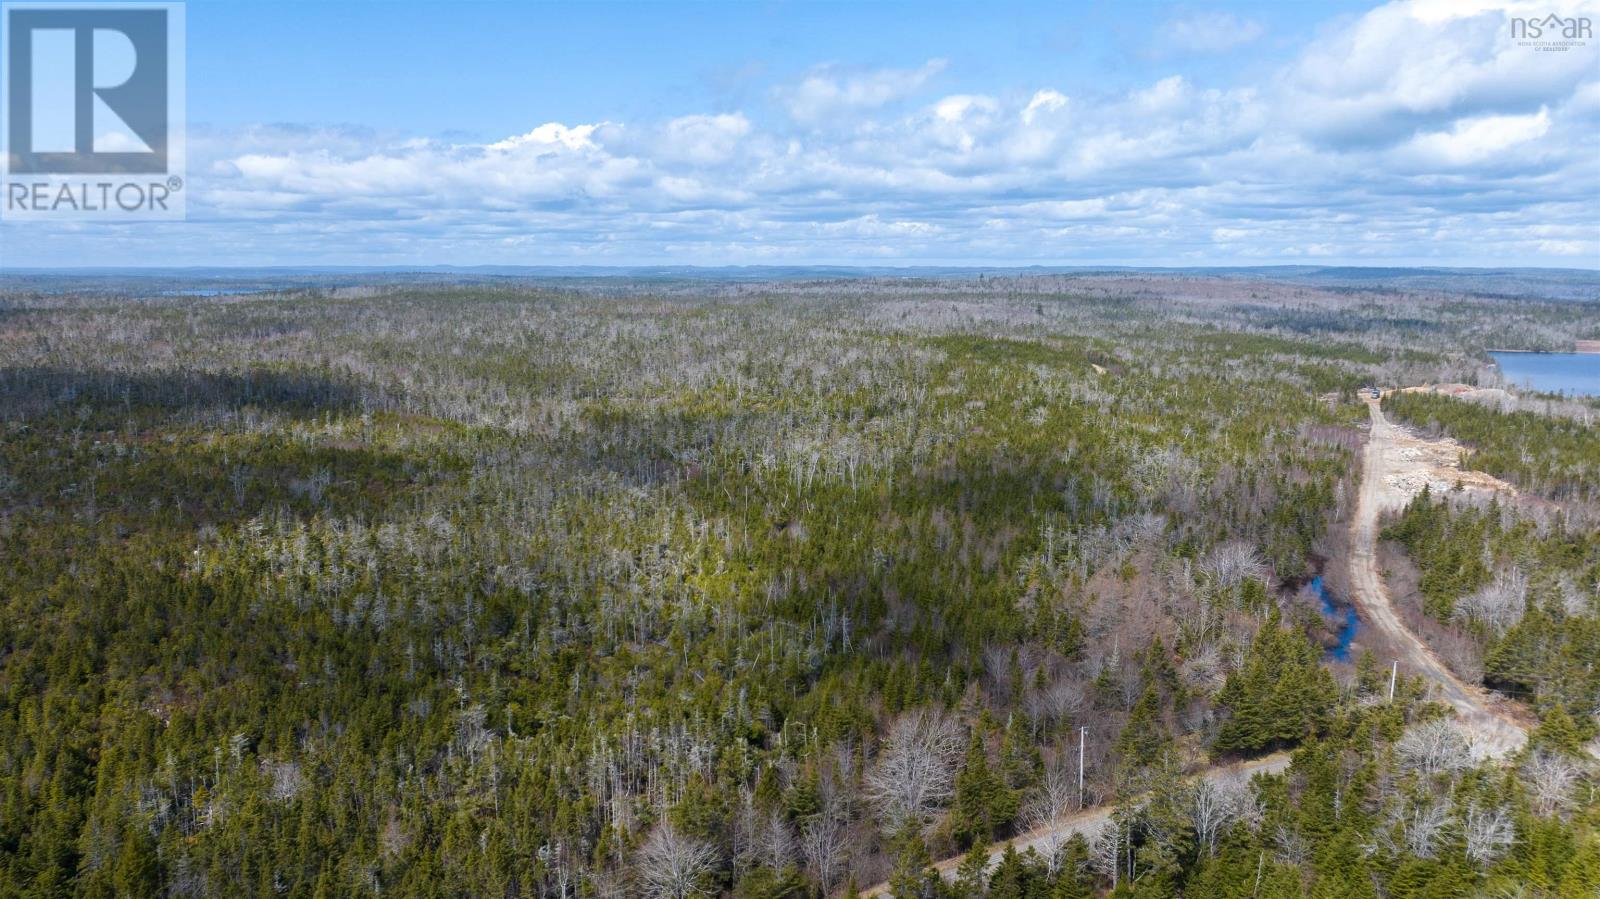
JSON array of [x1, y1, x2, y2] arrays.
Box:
[[1308, 575, 1359, 661]]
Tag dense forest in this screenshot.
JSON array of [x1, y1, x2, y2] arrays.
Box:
[[0, 278, 1596, 898]]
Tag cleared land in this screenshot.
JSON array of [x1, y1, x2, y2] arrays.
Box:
[[1350, 395, 1528, 758]]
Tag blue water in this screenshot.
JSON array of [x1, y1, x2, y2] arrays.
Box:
[[1308, 576, 1358, 661], [1490, 351, 1600, 397]]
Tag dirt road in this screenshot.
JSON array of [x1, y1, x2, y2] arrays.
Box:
[[857, 753, 1291, 896], [854, 396, 1532, 899], [1351, 396, 1527, 758]]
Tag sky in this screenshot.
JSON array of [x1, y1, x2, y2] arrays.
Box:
[[4, 0, 1599, 268]]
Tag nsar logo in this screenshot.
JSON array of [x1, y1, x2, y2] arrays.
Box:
[[1510, 13, 1592, 51]]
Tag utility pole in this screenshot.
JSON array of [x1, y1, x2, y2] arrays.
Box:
[[1078, 726, 1088, 809], [1388, 660, 1398, 701]]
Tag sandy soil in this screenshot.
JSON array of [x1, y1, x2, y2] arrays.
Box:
[[1373, 389, 1520, 498], [856, 753, 1292, 897], [1350, 396, 1528, 758], [1398, 383, 1516, 408]]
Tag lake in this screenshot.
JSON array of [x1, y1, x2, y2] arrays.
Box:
[[1490, 351, 1600, 397]]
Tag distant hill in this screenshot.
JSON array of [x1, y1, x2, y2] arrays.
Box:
[[3, 264, 1598, 301]]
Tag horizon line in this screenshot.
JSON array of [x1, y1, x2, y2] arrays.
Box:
[[6, 263, 1599, 276]]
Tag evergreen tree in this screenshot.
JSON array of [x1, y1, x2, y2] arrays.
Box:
[[954, 731, 1015, 847], [1000, 715, 1042, 793], [1052, 836, 1093, 899], [953, 841, 990, 899], [1115, 685, 1171, 775], [888, 827, 945, 899], [986, 847, 1043, 899], [1559, 838, 1600, 899], [1531, 703, 1588, 757], [1215, 610, 1335, 754]]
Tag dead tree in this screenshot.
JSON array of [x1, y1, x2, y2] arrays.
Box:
[[1395, 720, 1472, 778], [863, 708, 963, 831], [635, 822, 718, 899], [1463, 803, 1514, 866], [1521, 752, 1579, 816], [1188, 775, 1254, 857]]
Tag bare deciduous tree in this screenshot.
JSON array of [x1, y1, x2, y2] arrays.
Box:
[[1273, 825, 1308, 868], [1200, 542, 1268, 594], [635, 822, 717, 899], [755, 810, 794, 871], [1187, 775, 1255, 857], [537, 841, 580, 899], [1087, 820, 1123, 889], [455, 703, 491, 763], [262, 759, 305, 802], [1179, 642, 1228, 696], [800, 810, 848, 892], [1395, 719, 1472, 778], [1019, 762, 1079, 873], [1403, 800, 1451, 859], [1521, 751, 1579, 816], [1556, 576, 1591, 619], [1023, 675, 1086, 733], [863, 708, 963, 831], [1452, 567, 1528, 634], [1463, 803, 1514, 866]]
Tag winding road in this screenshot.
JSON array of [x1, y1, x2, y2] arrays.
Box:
[[1351, 396, 1527, 758]]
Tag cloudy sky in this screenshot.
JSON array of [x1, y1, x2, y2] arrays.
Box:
[[6, 0, 1599, 268]]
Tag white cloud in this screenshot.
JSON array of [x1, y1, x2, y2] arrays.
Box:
[[1026, 198, 1110, 220], [1538, 239, 1591, 254], [486, 123, 601, 152], [777, 59, 947, 125], [1132, 76, 1192, 113], [1158, 11, 1266, 53], [13, 1, 1596, 267], [932, 94, 996, 122], [656, 114, 753, 165], [1283, 0, 1598, 146], [1021, 89, 1068, 125], [1401, 108, 1551, 165], [92, 130, 151, 153]]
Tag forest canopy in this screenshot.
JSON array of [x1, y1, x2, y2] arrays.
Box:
[[0, 276, 1597, 899]]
